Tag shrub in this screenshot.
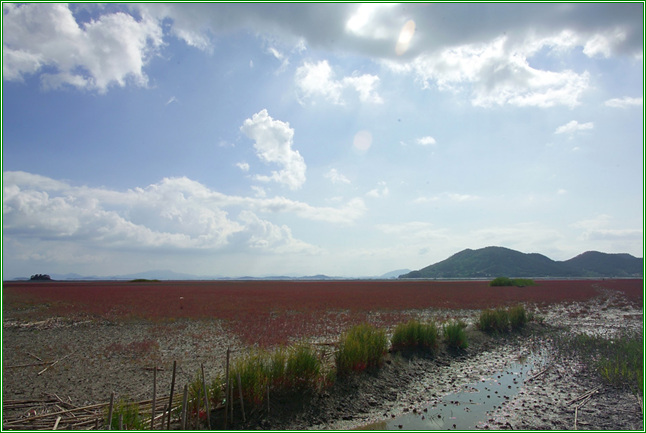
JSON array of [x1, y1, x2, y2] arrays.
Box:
[[336, 323, 388, 375], [489, 276, 514, 287], [489, 277, 535, 287], [508, 304, 528, 330], [443, 321, 468, 350], [391, 320, 439, 352]]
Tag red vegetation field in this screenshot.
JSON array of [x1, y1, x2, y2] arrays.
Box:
[[3, 279, 642, 346]]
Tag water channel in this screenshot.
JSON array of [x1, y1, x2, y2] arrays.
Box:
[[360, 351, 547, 430]]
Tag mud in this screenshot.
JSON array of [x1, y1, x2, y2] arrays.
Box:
[[2, 285, 643, 430]]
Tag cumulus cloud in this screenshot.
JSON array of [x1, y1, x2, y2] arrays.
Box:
[[324, 168, 351, 185], [605, 96, 643, 108], [416, 136, 437, 146], [554, 120, 594, 135], [3, 3, 163, 92], [3, 172, 365, 258], [295, 60, 382, 105], [236, 162, 250, 172], [240, 109, 307, 190]]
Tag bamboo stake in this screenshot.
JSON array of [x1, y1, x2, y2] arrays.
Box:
[[181, 384, 188, 430], [225, 347, 230, 429], [237, 371, 246, 423], [107, 392, 114, 431], [202, 364, 212, 429], [574, 407, 578, 430], [53, 416, 61, 430], [151, 365, 157, 430], [167, 361, 177, 430], [118, 413, 123, 430]]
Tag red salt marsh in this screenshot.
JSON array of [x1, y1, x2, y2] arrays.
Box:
[[3, 278, 642, 346]]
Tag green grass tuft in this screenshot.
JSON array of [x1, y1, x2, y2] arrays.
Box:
[[335, 323, 388, 375], [443, 320, 468, 350], [391, 320, 439, 352]]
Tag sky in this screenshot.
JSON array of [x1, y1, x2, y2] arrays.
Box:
[[2, 3, 644, 279]]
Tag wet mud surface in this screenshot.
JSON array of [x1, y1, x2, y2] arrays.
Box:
[[3, 283, 643, 430]]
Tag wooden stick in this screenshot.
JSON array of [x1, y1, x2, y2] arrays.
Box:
[[181, 384, 188, 430], [568, 387, 600, 405], [6, 361, 54, 369], [38, 352, 74, 376], [107, 392, 114, 431], [27, 352, 43, 362], [574, 407, 578, 430], [202, 364, 212, 429], [237, 371, 246, 423], [151, 365, 157, 430], [53, 416, 61, 430], [167, 361, 177, 430], [118, 413, 123, 430], [225, 347, 230, 429], [526, 364, 551, 382]]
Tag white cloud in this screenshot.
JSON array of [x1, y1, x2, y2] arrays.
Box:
[[3, 3, 163, 93], [366, 181, 389, 198], [295, 60, 382, 105], [416, 136, 437, 146], [554, 120, 594, 135], [236, 162, 250, 172], [386, 35, 591, 108], [324, 168, 351, 185], [3, 172, 366, 258], [605, 96, 643, 108], [414, 192, 480, 203], [240, 109, 307, 190]]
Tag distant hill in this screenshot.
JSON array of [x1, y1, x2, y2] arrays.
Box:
[[380, 269, 412, 279], [399, 246, 643, 279], [563, 251, 644, 277]]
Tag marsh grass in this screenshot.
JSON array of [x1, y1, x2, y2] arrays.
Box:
[[479, 305, 528, 333], [443, 320, 468, 350], [228, 343, 327, 408], [336, 323, 388, 375], [508, 304, 528, 330], [391, 320, 439, 352], [555, 331, 643, 394]]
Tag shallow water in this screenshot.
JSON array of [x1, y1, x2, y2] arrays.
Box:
[[359, 351, 547, 430]]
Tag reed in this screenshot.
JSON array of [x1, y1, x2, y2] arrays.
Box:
[[335, 323, 388, 375], [443, 320, 468, 350], [391, 319, 439, 352]]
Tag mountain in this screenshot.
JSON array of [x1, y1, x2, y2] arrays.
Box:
[[563, 251, 644, 277], [399, 246, 643, 279], [380, 269, 412, 279]]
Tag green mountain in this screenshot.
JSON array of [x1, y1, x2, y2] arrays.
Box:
[[399, 246, 643, 278], [563, 251, 644, 277]]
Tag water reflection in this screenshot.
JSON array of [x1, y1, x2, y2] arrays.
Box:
[[359, 352, 545, 430]]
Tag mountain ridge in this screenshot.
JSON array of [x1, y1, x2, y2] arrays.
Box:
[[399, 246, 643, 278]]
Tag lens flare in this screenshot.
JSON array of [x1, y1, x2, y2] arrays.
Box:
[[396, 20, 416, 56]]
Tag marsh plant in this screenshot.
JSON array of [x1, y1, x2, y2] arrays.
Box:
[[105, 398, 145, 430], [335, 323, 388, 375], [554, 331, 643, 394], [391, 319, 439, 352], [478, 304, 528, 333], [443, 320, 468, 350]]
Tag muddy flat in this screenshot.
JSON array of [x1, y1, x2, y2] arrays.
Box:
[[2, 279, 643, 430]]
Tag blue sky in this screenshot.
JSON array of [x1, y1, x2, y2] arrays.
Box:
[[2, 3, 643, 279]]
